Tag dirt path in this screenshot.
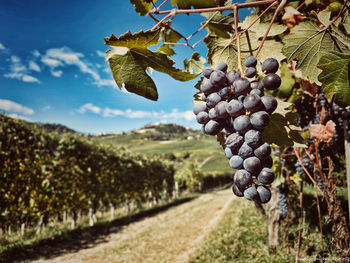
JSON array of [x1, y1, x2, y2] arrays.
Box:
[[33, 188, 234, 263]]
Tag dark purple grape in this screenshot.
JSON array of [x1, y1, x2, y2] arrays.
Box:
[[229, 155, 244, 169], [225, 132, 244, 151], [210, 70, 227, 87], [208, 108, 218, 120], [218, 86, 231, 98], [250, 88, 264, 97], [257, 168, 275, 185], [237, 95, 245, 103], [226, 70, 241, 85], [215, 101, 229, 119], [204, 120, 221, 135], [261, 156, 273, 168], [215, 62, 228, 73], [245, 67, 257, 78], [243, 157, 262, 175], [243, 94, 262, 113], [232, 184, 244, 197], [193, 102, 207, 115], [244, 129, 262, 148], [200, 78, 216, 94], [250, 111, 270, 130], [234, 169, 252, 190], [257, 185, 271, 203], [261, 96, 278, 114], [238, 142, 254, 159], [225, 147, 234, 159], [202, 67, 214, 78], [244, 56, 258, 68], [226, 99, 245, 117], [196, 111, 209, 124], [250, 81, 263, 90], [263, 73, 281, 90], [206, 93, 222, 108], [244, 185, 258, 201], [254, 142, 271, 159], [234, 78, 251, 96], [261, 58, 279, 74], [233, 115, 251, 134]]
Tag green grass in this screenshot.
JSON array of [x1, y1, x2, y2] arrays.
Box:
[[189, 196, 337, 263]]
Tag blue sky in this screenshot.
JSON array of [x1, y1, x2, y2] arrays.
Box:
[[0, 0, 248, 134]]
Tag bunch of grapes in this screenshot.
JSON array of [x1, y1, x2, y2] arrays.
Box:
[[277, 185, 288, 217], [193, 56, 281, 204]]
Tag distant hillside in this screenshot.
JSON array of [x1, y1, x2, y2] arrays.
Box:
[[38, 123, 77, 134]]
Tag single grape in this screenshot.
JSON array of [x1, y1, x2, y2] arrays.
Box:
[[210, 70, 227, 87], [238, 142, 254, 159], [261, 156, 273, 168], [234, 78, 251, 96], [225, 99, 245, 117], [202, 67, 214, 79], [257, 168, 275, 185], [257, 185, 271, 203], [193, 102, 207, 115], [196, 111, 210, 124], [208, 108, 218, 120], [244, 56, 258, 68], [250, 88, 264, 97], [234, 169, 252, 190], [250, 81, 263, 91], [226, 70, 241, 85], [261, 95, 278, 114], [263, 73, 281, 90], [244, 129, 262, 148], [254, 142, 271, 159], [229, 155, 244, 169], [215, 101, 229, 119], [225, 147, 234, 159], [245, 67, 257, 78], [244, 185, 258, 201], [243, 157, 262, 175], [204, 120, 221, 135], [243, 94, 262, 113], [250, 111, 270, 130], [200, 77, 216, 94], [233, 115, 251, 134], [225, 132, 244, 151], [206, 93, 222, 108], [215, 62, 228, 73], [261, 58, 279, 74], [218, 86, 231, 99], [232, 183, 244, 197]]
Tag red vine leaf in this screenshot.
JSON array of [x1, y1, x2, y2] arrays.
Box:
[[282, 4, 305, 29], [309, 120, 336, 143]]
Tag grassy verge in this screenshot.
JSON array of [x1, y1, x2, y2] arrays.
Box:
[[189, 195, 338, 263]]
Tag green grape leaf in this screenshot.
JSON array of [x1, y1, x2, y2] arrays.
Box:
[[240, 14, 287, 39], [104, 30, 160, 49], [194, 77, 203, 91], [171, 0, 223, 9], [282, 21, 347, 85], [201, 11, 234, 38], [130, 0, 157, 16], [340, 9, 350, 35], [277, 62, 296, 98], [108, 48, 198, 100], [216, 131, 226, 149], [157, 30, 182, 56], [157, 45, 175, 56], [184, 52, 206, 74], [263, 100, 306, 147], [318, 51, 350, 107], [205, 32, 284, 71]]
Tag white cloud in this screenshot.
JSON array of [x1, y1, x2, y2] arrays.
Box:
[[32, 50, 40, 57], [0, 99, 34, 115], [3, 55, 41, 83], [41, 57, 63, 67], [10, 55, 20, 63], [29, 61, 41, 72], [42, 105, 51, 111], [0, 42, 5, 50], [96, 50, 105, 57], [7, 113, 32, 122], [51, 70, 63, 77], [22, 75, 40, 83], [77, 103, 195, 121]]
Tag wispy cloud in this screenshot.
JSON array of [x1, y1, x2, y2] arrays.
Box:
[[96, 50, 106, 57], [77, 103, 195, 121], [0, 99, 35, 115], [29, 61, 41, 72], [42, 105, 51, 111], [3, 55, 41, 83], [32, 50, 40, 57], [7, 113, 32, 122], [0, 42, 5, 50], [51, 70, 63, 77]]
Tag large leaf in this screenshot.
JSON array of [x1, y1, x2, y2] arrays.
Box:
[[318, 51, 350, 107], [263, 100, 306, 147], [171, 0, 223, 9], [201, 11, 234, 38], [130, 0, 157, 16], [240, 14, 287, 39], [205, 32, 284, 71], [282, 21, 346, 84], [157, 29, 182, 56], [108, 48, 198, 100], [104, 30, 160, 49], [184, 52, 206, 74]]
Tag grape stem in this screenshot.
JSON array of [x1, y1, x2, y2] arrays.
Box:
[[233, 5, 244, 76], [255, 0, 287, 57], [325, 0, 349, 30], [293, 148, 325, 196]]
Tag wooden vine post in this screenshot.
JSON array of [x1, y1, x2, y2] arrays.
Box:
[[344, 115, 350, 223]]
